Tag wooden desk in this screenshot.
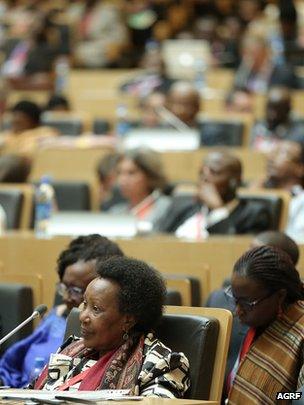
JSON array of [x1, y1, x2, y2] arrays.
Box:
[[0, 395, 218, 405], [2, 232, 304, 309]]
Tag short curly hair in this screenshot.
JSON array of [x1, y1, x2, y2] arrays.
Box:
[[57, 234, 124, 280], [96, 256, 166, 333]]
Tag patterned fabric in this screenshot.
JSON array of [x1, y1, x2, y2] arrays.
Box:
[[34, 333, 190, 398], [228, 301, 304, 405]]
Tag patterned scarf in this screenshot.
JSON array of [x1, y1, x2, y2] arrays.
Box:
[[228, 301, 304, 405], [34, 334, 144, 392]]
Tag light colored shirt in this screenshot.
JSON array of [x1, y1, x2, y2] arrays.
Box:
[[175, 200, 239, 240]]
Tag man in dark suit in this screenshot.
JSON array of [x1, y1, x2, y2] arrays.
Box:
[[159, 150, 271, 237]]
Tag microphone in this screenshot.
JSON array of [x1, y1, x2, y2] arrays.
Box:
[[0, 304, 48, 346]]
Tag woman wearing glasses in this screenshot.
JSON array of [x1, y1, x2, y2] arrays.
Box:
[[226, 245, 304, 404], [0, 235, 123, 388]]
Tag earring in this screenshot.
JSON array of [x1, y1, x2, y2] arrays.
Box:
[[123, 331, 129, 341]]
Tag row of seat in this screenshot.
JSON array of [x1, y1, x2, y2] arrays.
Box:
[[0, 183, 289, 234]]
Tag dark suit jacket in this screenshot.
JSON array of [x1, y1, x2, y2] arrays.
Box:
[[159, 196, 271, 235]]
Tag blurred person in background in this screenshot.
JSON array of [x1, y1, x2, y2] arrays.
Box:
[[70, 0, 128, 68], [159, 150, 271, 238], [96, 152, 126, 212], [254, 140, 304, 242], [234, 35, 299, 92], [251, 86, 304, 152], [0, 100, 57, 155], [109, 148, 171, 231]]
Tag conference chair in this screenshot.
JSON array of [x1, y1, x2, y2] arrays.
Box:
[[41, 113, 83, 136], [92, 118, 111, 135], [238, 188, 290, 231], [0, 184, 34, 229], [64, 306, 232, 401], [51, 181, 91, 211], [0, 282, 33, 353], [199, 120, 244, 146]]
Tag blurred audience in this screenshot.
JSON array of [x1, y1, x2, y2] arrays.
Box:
[[96, 152, 126, 211], [70, 0, 128, 68], [159, 150, 271, 238], [234, 35, 299, 92], [251, 86, 304, 152], [256, 140, 304, 242]]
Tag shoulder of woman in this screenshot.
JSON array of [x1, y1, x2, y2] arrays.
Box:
[[143, 332, 189, 367]]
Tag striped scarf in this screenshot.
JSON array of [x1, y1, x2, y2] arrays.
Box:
[[228, 301, 304, 405]]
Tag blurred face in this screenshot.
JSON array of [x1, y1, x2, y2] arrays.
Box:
[[117, 158, 151, 200], [266, 141, 303, 183], [200, 154, 238, 199], [11, 111, 37, 133], [80, 278, 134, 353], [167, 90, 200, 126], [61, 260, 96, 312], [231, 273, 284, 328]]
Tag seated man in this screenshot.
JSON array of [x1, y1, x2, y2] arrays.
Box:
[[159, 150, 271, 238], [251, 86, 304, 152], [166, 82, 237, 146]]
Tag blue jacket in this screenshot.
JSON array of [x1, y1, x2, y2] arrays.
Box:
[[0, 308, 66, 388]]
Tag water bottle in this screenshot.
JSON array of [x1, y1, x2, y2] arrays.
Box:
[[55, 56, 70, 95], [34, 175, 55, 237], [29, 357, 45, 382], [115, 104, 131, 138]]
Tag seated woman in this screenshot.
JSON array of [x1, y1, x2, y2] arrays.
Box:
[[226, 245, 304, 403], [0, 234, 123, 388], [109, 149, 172, 231], [34, 257, 190, 397]]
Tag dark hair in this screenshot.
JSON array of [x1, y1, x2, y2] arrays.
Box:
[[233, 245, 304, 305], [11, 100, 41, 124], [122, 148, 168, 192], [254, 231, 299, 265], [0, 154, 31, 183], [45, 94, 70, 111], [57, 234, 124, 280], [96, 152, 122, 183], [96, 256, 166, 333]]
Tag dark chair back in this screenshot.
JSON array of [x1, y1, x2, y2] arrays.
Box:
[[239, 193, 282, 230], [32, 181, 91, 211], [199, 120, 244, 146], [64, 308, 219, 400], [93, 119, 111, 135], [0, 283, 33, 353], [41, 115, 83, 136], [53, 181, 91, 211], [0, 189, 23, 228], [165, 289, 182, 305]]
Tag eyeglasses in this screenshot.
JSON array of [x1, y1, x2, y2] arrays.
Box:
[[224, 285, 275, 312], [56, 282, 84, 298]]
